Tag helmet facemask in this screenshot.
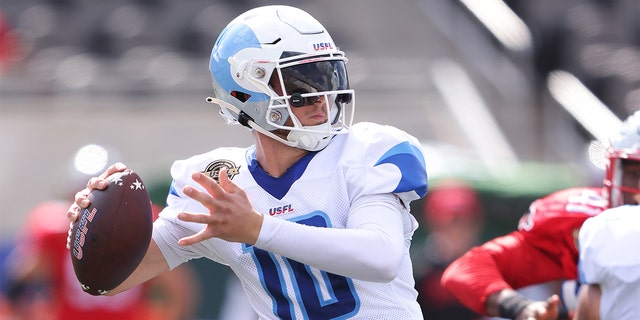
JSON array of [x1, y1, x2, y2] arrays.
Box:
[[266, 53, 354, 151], [208, 53, 355, 151], [603, 110, 640, 207], [604, 150, 640, 207]]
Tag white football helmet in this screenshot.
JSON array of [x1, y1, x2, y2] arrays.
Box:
[[604, 110, 640, 207], [206, 5, 355, 151]]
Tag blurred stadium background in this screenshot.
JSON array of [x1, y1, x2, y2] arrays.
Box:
[[1, 0, 638, 318]]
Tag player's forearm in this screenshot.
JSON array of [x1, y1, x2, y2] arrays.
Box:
[[486, 289, 530, 317], [255, 196, 406, 282], [106, 240, 170, 296], [441, 249, 513, 315], [487, 289, 562, 320], [574, 284, 601, 320]]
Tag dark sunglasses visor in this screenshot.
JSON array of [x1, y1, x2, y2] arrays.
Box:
[[281, 60, 349, 107]]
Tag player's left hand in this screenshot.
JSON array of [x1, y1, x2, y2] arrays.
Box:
[[517, 294, 561, 320], [177, 167, 264, 245]]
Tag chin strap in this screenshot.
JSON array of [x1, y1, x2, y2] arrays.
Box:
[[287, 122, 333, 151]]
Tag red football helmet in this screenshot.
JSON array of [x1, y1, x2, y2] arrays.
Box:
[[423, 179, 482, 226], [603, 111, 640, 207]]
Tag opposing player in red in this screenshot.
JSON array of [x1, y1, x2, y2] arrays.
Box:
[[441, 111, 640, 320], [413, 179, 485, 320]]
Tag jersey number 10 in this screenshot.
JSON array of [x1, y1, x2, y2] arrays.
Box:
[[243, 212, 360, 319]]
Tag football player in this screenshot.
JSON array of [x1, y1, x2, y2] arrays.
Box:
[[67, 5, 428, 319], [574, 111, 640, 320], [441, 111, 640, 320], [413, 179, 485, 319]]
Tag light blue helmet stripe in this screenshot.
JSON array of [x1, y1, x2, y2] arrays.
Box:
[[209, 23, 264, 100]]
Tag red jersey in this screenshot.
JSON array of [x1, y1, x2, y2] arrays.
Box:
[[440, 187, 607, 315]]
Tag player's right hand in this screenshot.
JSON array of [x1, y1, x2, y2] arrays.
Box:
[[517, 294, 560, 320], [65, 162, 127, 249]]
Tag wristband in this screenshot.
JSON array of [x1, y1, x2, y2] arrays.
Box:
[[499, 294, 534, 319]]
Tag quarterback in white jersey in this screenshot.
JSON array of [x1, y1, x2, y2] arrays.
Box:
[[156, 122, 427, 319], [577, 205, 640, 320], [67, 5, 428, 320], [574, 110, 640, 320]]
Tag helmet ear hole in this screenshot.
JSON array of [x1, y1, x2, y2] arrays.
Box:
[[231, 91, 251, 103]]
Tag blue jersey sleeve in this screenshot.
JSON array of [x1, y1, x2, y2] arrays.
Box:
[[343, 122, 428, 205]]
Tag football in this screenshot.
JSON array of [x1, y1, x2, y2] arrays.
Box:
[[69, 169, 153, 295]]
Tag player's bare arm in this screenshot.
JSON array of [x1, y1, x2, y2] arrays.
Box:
[[104, 239, 170, 296], [574, 284, 601, 320]]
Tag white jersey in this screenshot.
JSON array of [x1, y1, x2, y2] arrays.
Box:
[[578, 205, 640, 320], [153, 122, 428, 319]]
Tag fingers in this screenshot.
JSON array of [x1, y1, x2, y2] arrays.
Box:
[[74, 188, 91, 209], [183, 183, 218, 210], [188, 168, 242, 197], [99, 162, 127, 179], [86, 177, 108, 190], [184, 169, 246, 211], [65, 162, 128, 250], [67, 200, 83, 250], [86, 162, 126, 190], [75, 162, 128, 209], [178, 211, 212, 224], [68, 203, 81, 221], [217, 167, 233, 190], [218, 167, 246, 197], [66, 203, 81, 250], [183, 172, 228, 210], [546, 294, 560, 314], [176, 211, 216, 246], [66, 222, 74, 249], [192, 171, 226, 198], [177, 228, 209, 246], [177, 169, 257, 245]]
